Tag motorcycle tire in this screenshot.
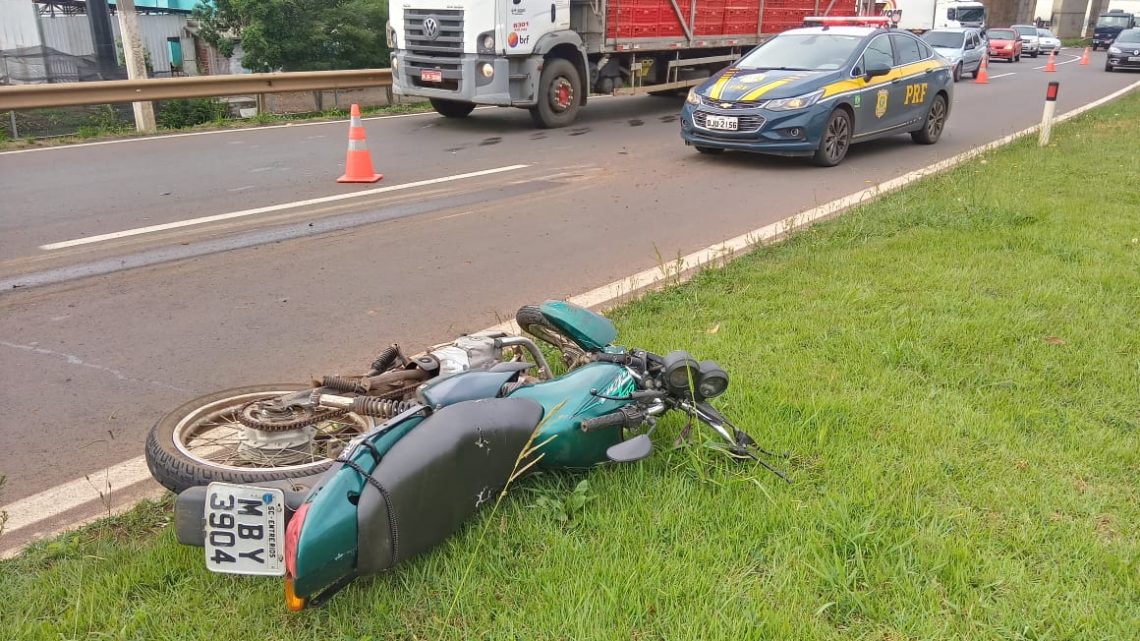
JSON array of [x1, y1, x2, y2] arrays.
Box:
[[515, 305, 588, 369], [145, 384, 374, 494]]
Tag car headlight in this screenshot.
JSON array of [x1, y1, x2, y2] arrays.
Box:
[[686, 88, 702, 106], [765, 89, 824, 111], [1005, 45, 1013, 50], [1109, 46, 1122, 54]]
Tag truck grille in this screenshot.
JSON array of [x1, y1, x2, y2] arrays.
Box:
[[403, 9, 463, 89], [694, 111, 766, 133]]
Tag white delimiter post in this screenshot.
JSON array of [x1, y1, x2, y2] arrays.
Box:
[[116, 0, 157, 133], [1038, 81, 1059, 147]]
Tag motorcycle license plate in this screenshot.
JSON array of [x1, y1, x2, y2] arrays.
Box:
[[421, 69, 443, 82], [705, 115, 738, 131], [204, 483, 286, 576]]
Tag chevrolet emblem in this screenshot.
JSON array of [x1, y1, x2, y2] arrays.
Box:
[[719, 102, 732, 108]]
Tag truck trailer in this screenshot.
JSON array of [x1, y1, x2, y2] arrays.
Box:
[[387, 0, 857, 127]]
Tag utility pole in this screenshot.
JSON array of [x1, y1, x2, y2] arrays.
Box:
[[116, 0, 157, 133]]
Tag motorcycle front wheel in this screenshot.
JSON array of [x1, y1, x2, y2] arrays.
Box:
[[515, 305, 589, 369], [145, 384, 373, 493]]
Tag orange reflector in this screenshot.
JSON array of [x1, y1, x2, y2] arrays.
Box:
[[284, 575, 308, 612], [1046, 81, 1059, 101]]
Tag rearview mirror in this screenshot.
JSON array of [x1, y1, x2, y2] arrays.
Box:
[[865, 62, 891, 80]]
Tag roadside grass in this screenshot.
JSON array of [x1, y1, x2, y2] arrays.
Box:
[[2, 93, 1140, 639], [0, 101, 432, 152]]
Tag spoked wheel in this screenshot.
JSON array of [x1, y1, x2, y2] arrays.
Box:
[[812, 108, 852, 167], [912, 94, 947, 145], [145, 384, 373, 493], [515, 305, 588, 369]]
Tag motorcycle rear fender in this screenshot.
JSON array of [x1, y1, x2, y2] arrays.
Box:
[[355, 397, 544, 574], [538, 300, 617, 351], [173, 473, 326, 547]]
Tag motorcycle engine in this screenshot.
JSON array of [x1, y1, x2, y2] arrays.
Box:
[[427, 334, 502, 377]]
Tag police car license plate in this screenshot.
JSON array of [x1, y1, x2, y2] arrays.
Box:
[[421, 69, 443, 82], [204, 483, 286, 576], [705, 115, 738, 131]]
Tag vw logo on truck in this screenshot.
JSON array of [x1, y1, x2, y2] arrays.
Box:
[[422, 17, 439, 40]]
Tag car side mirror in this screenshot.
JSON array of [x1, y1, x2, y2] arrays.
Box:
[[865, 62, 891, 80]]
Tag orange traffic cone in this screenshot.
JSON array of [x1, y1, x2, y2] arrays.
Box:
[[1044, 49, 1057, 72], [337, 104, 382, 183], [974, 53, 989, 84], [1079, 46, 1090, 65]]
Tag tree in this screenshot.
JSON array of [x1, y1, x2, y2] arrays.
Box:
[[193, 0, 390, 73]]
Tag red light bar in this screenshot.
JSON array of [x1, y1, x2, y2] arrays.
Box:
[[803, 15, 891, 27]]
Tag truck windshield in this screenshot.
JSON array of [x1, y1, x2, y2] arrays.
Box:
[[1014, 26, 1037, 36], [1097, 15, 1132, 28], [956, 7, 985, 23], [923, 31, 964, 48], [736, 34, 862, 71]]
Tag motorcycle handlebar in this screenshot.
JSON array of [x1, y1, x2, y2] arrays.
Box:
[[579, 406, 646, 433]]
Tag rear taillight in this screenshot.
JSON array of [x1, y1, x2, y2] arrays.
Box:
[[284, 501, 311, 579]]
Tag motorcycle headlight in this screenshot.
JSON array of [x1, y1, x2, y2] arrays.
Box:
[[1109, 46, 1122, 54], [662, 350, 700, 394], [686, 88, 702, 106], [765, 89, 824, 111], [697, 361, 730, 399]]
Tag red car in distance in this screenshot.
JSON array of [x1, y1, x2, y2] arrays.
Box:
[[986, 28, 1024, 62]]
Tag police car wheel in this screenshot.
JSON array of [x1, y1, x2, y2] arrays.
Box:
[[812, 109, 852, 167], [695, 146, 724, 155], [912, 94, 947, 145]]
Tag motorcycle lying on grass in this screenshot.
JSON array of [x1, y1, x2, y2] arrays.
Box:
[[151, 300, 786, 611]]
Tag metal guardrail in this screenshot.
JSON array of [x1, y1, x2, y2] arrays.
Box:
[[0, 69, 394, 110]]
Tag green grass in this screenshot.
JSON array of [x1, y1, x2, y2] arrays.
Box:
[[0, 102, 432, 152], [3, 93, 1140, 639]]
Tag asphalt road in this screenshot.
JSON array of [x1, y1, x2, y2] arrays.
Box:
[[0, 51, 1136, 553]]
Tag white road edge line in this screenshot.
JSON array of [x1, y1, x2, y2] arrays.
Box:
[[1033, 53, 1082, 70], [39, 164, 530, 250], [0, 106, 496, 156], [3, 79, 1138, 557], [987, 73, 1017, 79]]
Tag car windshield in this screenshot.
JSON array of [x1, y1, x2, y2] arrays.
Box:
[[1037, 29, 1054, 37], [1116, 29, 1140, 42], [1014, 26, 1037, 36], [987, 29, 1015, 39], [736, 34, 863, 71], [1098, 15, 1133, 28], [957, 7, 985, 23], [924, 31, 964, 47]]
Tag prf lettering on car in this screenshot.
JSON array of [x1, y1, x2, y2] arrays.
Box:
[[904, 83, 928, 105]]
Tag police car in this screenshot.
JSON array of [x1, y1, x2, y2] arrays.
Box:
[[680, 16, 954, 166]]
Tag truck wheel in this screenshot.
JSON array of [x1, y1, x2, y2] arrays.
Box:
[[811, 108, 851, 167], [530, 58, 582, 128], [430, 98, 476, 118]]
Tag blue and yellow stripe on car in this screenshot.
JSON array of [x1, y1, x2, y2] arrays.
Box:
[[707, 69, 739, 99], [821, 59, 944, 98], [738, 77, 802, 101]]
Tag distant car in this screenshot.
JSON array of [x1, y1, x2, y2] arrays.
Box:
[[1012, 24, 1042, 57], [680, 21, 955, 167], [1105, 27, 1140, 71], [986, 28, 1024, 62], [923, 28, 986, 81], [1036, 28, 1061, 53]]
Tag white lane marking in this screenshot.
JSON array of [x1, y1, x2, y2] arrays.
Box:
[[987, 72, 1017, 79], [0, 107, 494, 156], [227, 185, 256, 193], [3, 79, 1138, 555], [39, 164, 530, 250], [1033, 54, 1082, 70], [0, 458, 155, 535], [1, 340, 193, 394]]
